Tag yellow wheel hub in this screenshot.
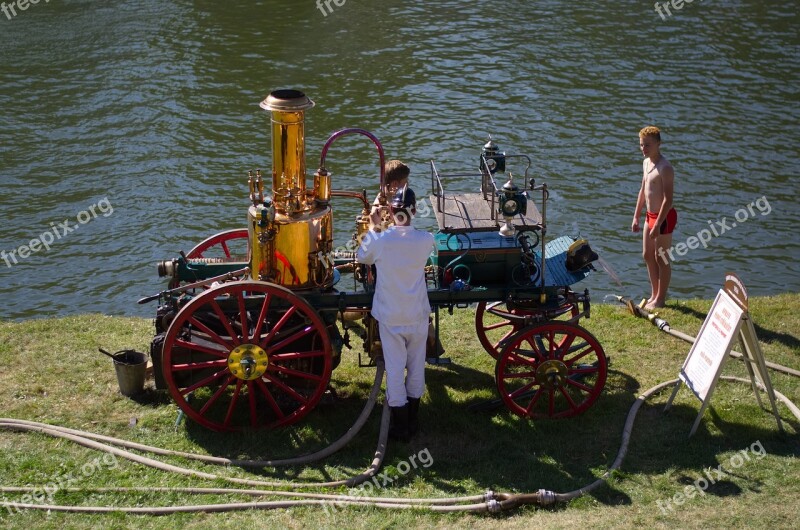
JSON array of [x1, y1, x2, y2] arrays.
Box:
[[535, 359, 567, 388], [227, 344, 269, 381]]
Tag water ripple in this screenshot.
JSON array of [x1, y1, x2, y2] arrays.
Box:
[[0, 0, 797, 319]]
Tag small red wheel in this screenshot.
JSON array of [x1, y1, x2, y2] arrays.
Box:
[[475, 301, 578, 359], [162, 281, 332, 431], [168, 229, 250, 289], [495, 321, 606, 419], [187, 228, 249, 259]]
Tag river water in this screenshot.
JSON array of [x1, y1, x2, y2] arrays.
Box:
[[0, 0, 797, 320]]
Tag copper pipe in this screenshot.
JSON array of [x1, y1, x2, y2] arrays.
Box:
[[319, 128, 386, 197], [330, 189, 370, 210]]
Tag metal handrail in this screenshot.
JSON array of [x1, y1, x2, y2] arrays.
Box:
[[479, 157, 501, 223], [429, 160, 445, 214], [432, 153, 543, 230]]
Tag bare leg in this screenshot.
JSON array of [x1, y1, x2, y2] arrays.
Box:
[[648, 233, 673, 309], [642, 229, 659, 304]]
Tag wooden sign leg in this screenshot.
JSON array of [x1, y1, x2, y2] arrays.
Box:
[[740, 318, 785, 433], [737, 333, 765, 409], [664, 380, 682, 413], [689, 400, 711, 438]]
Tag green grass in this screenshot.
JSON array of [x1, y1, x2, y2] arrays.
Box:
[[0, 294, 798, 529]]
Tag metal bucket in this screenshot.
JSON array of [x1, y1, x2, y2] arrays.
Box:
[[112, 350, 148, 396]]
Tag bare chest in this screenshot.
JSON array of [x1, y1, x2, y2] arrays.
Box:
[[643, 163, 665, 207], [643, 163, 662, 193]]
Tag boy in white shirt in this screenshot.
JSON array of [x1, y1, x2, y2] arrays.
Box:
[[357, 186, 434, 441]]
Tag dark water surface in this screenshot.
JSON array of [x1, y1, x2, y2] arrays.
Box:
[[0, 0, 798, 320]]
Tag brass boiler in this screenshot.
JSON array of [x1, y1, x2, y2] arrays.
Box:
[[249, 90, 333, 289]]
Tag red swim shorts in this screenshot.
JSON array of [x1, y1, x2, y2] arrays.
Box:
[[646, 208, 677, 235]]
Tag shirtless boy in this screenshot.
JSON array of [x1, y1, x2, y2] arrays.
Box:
[[631, 126, 677, 310]]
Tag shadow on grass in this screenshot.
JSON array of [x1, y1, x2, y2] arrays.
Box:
[[671, 304, 800, 351], [150, 358, 797, 510], [159, 363, 638, 504], [176, 375, 382, 473], [618, 380, 799, 502], [127, 387, 175, 407]]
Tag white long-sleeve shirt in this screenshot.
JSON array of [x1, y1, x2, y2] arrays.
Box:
[[356, 225, 434, 326]]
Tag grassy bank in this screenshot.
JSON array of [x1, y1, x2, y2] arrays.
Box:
[[0, 294, 798, 529]]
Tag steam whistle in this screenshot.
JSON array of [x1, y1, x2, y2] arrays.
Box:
[[248, 169, 267, 206], [248, 170, 255, 204]]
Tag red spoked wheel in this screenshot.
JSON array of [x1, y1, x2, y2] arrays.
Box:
[[168, 229, 250, 289], [162, 281, 332, 432], [475, 300, 578, 359], [495, 321, 606, 419], [187, 228, 249, 259]]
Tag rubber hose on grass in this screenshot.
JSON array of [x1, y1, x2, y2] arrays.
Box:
[[2, 374, 797, 514]]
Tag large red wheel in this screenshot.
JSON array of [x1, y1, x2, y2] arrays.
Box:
[[476, 300, 578, 359], [162, 281, 332, 432], [495, 321, 606, 419], [187, 228, 249, 259]]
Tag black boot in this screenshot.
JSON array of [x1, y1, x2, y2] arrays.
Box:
[[407, 397, 420, 436], [388, 405, 410, 442]]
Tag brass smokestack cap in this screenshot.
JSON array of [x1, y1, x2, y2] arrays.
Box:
[[259, 89, 315, 112]]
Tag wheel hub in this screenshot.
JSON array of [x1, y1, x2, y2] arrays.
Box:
[[227, 343, 269, 380], [535, 359, 567, 388]]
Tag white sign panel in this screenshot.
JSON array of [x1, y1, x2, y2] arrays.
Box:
[[679, 290, 744, 401], [665, 273, 783, 437]]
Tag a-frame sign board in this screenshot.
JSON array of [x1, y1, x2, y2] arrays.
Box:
[[664, 273, 784, 437]]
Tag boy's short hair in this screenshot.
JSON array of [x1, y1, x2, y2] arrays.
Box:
[[639, 126, 661, 142], [385, 160, 410, 186]]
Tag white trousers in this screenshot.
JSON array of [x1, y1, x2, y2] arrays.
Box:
[[379, 321, 429, 407]]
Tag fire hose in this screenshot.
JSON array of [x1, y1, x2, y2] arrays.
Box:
[[614, 295, 800, 378], [1, 320, 798, 514]]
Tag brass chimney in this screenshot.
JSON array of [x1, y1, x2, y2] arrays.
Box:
[[259, 89, 315, 214]]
